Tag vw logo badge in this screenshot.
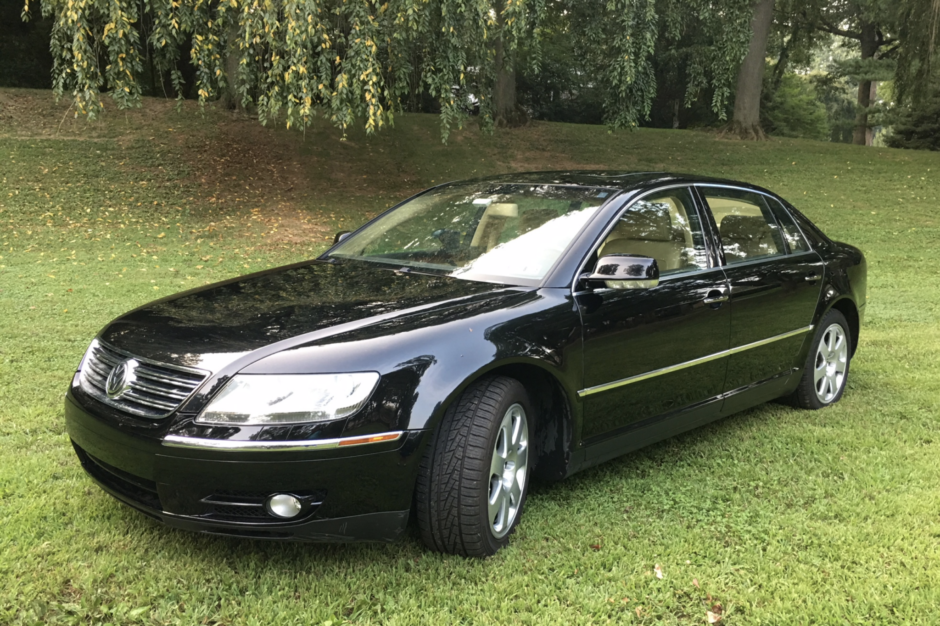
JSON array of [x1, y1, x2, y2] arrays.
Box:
[[106, 358, 139, 399]]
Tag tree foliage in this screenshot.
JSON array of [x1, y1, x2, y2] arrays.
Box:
[[516, 6, 604, 124], [0, 0, 53, 88], [894, 0, 940, 105], [27, 0, 528, 140], [761, 71, 829, 140], [655, 0, 754, 119], [885, 88, 940, 150], [25, 0, 759, 138], [781, 0, 940, 144]]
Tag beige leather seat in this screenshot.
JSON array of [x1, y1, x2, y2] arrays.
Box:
[[598, 207, 685, 272], [719, 215, 778, 262]]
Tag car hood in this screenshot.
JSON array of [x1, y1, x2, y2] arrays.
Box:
[[98, 259, 519, 372]]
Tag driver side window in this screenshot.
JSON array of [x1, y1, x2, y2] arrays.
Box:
[[597, 188, 708, 275]]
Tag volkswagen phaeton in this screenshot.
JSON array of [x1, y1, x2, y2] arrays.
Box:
[[65, 171, 866, 556]]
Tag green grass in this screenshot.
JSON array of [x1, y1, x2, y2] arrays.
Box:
[[2, 87, 940, 625]]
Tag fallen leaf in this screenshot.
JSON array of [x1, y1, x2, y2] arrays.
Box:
[[693, 578, 700, 588], [707, 610, 722, 623], [590, 544, 601, 551]]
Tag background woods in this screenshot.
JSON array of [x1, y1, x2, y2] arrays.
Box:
[[5, 0, 939, 146]]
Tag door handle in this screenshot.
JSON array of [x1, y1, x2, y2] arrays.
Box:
[[805, 274, 822, 283], [704, 290, 729, 306]]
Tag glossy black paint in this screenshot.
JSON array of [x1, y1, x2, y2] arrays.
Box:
[[583, 254, 660, 286], [65, 171, 867, 542], [720, 255, 821, 392], [67, 396, 423, 540], [578, 268, 731, 439]]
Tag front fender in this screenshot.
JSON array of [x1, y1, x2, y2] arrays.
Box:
[[241, 288, 584, 436]]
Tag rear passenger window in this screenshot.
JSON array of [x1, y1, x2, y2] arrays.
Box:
[[766, 196, 810, 253], [701, 188, 786, 265], [598, 187, 708, 275]]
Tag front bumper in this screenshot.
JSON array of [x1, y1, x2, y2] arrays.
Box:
[[65, 395, 429, 542]]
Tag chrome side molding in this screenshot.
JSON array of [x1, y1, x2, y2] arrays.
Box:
[[578, 325, 814, 397]]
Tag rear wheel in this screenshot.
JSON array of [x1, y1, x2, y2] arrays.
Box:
[[788, 309, 852, 409], [416, 376, 532, 556]]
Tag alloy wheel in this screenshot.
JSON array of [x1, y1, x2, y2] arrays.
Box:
[[814, 323, 848, 404], [487, 403, 528, 539]]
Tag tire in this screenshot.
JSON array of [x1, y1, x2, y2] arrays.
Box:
[[415, 376, 533, 557], [787, 309, 852, 410]]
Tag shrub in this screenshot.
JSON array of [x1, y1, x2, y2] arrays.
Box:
[[762, 73, 830, 140], [885, 91, 940, 151]]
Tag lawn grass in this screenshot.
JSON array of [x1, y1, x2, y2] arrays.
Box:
[[1, 87, 940, 625]]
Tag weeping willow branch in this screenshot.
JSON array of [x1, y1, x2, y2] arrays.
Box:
[[26, 0, 758, 139]]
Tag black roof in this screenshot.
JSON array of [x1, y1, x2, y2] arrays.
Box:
[[462, 170, 767, 194]]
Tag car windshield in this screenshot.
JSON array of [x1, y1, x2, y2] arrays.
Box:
[[328, 182, 612, 285]]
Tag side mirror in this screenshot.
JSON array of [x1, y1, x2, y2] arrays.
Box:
[[580, 254, 660, 290], [333, 231, 352, 245]]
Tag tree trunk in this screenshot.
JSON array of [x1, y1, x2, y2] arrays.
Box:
[[771, 21, 802, 92], [771, 41, 790, 92], [493, 0, 526, 127], [853, 22, 879, 146], [493, 44, 519, 126], [223, 23, 242, 112], [730, 0, 775, 139]]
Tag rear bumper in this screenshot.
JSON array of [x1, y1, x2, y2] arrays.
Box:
[[65, 395, 429, 542]]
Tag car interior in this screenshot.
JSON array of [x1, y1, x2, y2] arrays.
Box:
[[470, 204, 567, 253], [597, 196, 700, 274], [705, 195, 783, 263]]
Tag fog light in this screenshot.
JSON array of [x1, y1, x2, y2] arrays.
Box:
[[266, 494, 302, 519]]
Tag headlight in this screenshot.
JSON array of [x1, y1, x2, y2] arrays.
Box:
[[195, 373, 380, 426]]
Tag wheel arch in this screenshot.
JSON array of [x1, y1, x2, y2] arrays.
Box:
[[426, 359, 578, 483], [483, 362, 576, 482], [827, 297, 860, 357]]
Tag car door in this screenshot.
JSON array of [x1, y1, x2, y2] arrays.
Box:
[[577, 186, 731, 441], [695, 185, 824, 412]]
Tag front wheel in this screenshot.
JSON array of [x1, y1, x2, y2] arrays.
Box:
[[788, 309, 852, 409], [416, 376, 532, 557]]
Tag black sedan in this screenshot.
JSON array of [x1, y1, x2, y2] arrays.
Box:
[[66, 172, 866, 556]]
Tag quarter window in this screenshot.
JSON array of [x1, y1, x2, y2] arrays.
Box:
[[597, 188, 708, 275], [786, 203, 830, 250], [766, 196, 810, 253], [701, 188, 786, 264]]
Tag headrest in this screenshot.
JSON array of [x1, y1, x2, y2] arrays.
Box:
[[483, 203, 518, 218], [720, 215, 769, 241], [612, 205, 674, 241]]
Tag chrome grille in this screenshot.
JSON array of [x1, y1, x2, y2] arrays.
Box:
[[79, 339, 208, 419]]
